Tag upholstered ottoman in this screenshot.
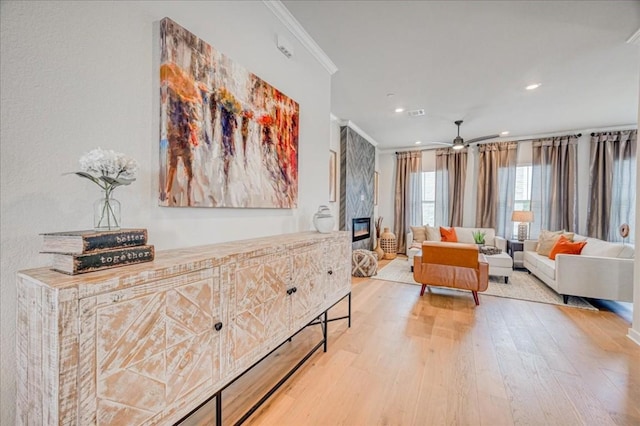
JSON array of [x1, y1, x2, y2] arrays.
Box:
[[483, 251, 513, 283], [352, 249, 378, 277]]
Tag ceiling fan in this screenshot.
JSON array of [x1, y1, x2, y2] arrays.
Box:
[[449, 120, 500, 150]]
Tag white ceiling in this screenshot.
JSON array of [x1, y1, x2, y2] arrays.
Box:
[[282, 0, 640, 150]]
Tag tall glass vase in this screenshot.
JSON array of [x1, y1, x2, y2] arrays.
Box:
[[94, 192, 121, 231]]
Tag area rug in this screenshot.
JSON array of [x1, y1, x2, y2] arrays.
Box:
[[371, 258, 597, 310]]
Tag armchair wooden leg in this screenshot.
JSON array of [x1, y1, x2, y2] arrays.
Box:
[[472, 291, 480, 305], [420, 284, 427, 296]]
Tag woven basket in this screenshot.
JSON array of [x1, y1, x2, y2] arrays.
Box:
[[380, 228, 397, 260]]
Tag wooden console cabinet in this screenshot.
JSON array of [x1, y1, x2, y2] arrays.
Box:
[[16, 231, 351, 425]]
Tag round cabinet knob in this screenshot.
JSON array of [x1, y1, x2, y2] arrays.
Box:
[[327, 270, 333, 275], [214, 322, 223, 331], [286, 288, 294, 295], [292, 287, 297, 293]]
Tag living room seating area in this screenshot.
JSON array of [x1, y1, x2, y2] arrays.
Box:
[[407, 226, 513, 283], [523, 231, 634, 303]]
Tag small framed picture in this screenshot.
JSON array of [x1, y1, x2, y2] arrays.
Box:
[[374, 171, 379, 206], [329, 150, 337, 202]]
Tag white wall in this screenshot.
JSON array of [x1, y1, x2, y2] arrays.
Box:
[[329, 115, 341, 227], [0, 1, 332, 423], [378, 152, 395, 235], [631, 80, 640, 346]]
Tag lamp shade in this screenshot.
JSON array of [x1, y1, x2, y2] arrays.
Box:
[[511, 210, 534, 223]]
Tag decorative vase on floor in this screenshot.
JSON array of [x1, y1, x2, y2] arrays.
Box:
[[94, 192, 121, 231], [374, 240, 385, 260], [312, 205, 335, 233], [380, 227, 397, 260]]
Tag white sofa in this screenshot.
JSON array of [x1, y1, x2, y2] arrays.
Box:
[[523, 234, 634, 303], [407, 226, 513, 283]]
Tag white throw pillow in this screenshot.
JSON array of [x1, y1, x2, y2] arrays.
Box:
[[581, 239, 625, 258], [426, 226, 440, 241]]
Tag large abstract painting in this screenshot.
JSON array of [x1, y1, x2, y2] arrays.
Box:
[[159, 18, 299, 208]]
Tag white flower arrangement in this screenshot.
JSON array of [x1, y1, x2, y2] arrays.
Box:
[[74, 148, 138, 230], [76, 148, 138, 192]]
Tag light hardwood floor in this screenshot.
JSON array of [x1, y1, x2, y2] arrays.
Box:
[[189, 259, 640, 425]]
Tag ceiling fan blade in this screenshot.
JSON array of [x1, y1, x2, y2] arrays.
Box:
[[466, 134, 500, 145], [428, 141, 453, 145]]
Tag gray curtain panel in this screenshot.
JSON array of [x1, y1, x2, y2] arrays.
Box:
[[435, 147, 467, 227], [530, 135, 578, 238], [587, 130, 637, 242], [475, 142, 518, 237], [394, 151, 422, 253]]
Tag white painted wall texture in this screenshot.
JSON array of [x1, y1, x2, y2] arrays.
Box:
[[0, 1, 331, 422], [632, 80, 640, 345]]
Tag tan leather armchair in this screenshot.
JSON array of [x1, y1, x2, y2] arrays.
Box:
[[413, 241, 489, 305]]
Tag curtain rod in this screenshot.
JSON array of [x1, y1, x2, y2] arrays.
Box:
[[395, 133, 583, 154], [590, 131, 634, 136], [502, 133, 582, 143]]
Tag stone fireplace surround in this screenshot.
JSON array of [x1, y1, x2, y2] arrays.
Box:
[[339, 126, 375, 251]]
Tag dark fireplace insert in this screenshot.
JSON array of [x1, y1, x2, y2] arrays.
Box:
[[352, 217, 371, 242]]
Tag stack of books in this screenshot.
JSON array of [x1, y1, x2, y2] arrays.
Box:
[[41, 229, 154, 275]]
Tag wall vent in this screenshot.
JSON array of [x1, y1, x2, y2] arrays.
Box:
[[407, 109, 425, 117], [277, 34, 294, 58]]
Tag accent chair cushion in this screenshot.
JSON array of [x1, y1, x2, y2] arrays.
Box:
[[549, 236, 587, 260], [440, 226, 458, 242]]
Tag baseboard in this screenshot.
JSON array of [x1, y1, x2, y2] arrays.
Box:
[[627, 328, 640, 346]]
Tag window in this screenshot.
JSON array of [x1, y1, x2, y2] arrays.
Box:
[[512, 165, 532, 238], [421, 171, 436, 226]]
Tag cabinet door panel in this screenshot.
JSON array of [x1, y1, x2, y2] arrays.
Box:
[[229, 254, 290, 371], [80, 268, 221, 426], [325, 237, 352, 304], [291, 245, 325, 328]]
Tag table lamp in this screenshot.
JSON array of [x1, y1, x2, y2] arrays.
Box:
[[512, 210, 534, 241]]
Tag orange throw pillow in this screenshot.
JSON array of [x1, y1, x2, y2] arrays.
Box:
[[440, 227, 458, 242], [549, 235, 587, 260]]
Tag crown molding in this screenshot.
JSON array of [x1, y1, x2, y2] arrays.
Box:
[[263, 1, 338, 75], [377, 123, 639, 154], [627, 28, 640, 45], [344, 120, 378, 147], [331, 114, 378, 147], [329, 113, 342, 124]]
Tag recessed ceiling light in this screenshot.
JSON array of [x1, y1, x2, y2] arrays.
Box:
[[395, 107, 404, 113], [415, 141, 422, 145], [387, 93, 395, 97], [525, 83, 541, 91], [501, 131, 510, 135]]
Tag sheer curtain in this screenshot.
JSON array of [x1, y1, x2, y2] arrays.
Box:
[[475, 142, 518, 237], [530, 135, 578, 237], [587, 130, 636, 242], [394, 151, 422, 253], [435, 147, 467, 227]]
